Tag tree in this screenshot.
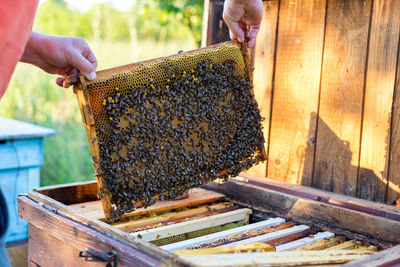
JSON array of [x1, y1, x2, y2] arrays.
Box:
[[157, 0, 204, 45], [34, 0, 92, 38]]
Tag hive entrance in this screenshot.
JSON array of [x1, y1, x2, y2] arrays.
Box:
[[75, 41, 265, 221]]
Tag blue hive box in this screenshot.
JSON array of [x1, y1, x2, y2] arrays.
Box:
[[0, 117, 55, 243]]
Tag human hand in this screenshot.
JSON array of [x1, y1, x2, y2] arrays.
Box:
[[20, 32, 98, 88], [223, 0, 263, 48]]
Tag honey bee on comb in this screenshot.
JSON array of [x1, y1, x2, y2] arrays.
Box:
[[75, 41, 266, 221]]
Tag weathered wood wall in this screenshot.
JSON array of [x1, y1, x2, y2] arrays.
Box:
[[203, 0, 400, 205]]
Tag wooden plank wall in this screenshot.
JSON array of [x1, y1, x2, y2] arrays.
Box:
[[203, 0, 400, 205]]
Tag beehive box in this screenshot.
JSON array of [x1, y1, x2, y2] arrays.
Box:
[[18, 173, 400, 266], [18, 0, 400, 265], [0, 117, 55, 243]]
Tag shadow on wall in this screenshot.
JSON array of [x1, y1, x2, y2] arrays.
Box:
[[304, 112, 389, 203]]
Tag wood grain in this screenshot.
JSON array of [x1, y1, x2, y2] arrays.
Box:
[[179, 250, 374, 266], [387, 29, 400, 205], [239, 173, 400, 219], [267, 0, 327, 186], [34, 180, 98, 205], [112, 202, 233, 231], [75, 81, 110, 217], [121, 206, 238, 233], [28, 224, 105, 267], [23, 192, 183, 263], [327, 240, 363, 250], [206, 178, 400, 243], [174, 243, 275, 255], [342, 244, 400, 267], [287, 199, 400, 244], [358, 0, 400, 202], [201, 0, 212, 47], [265, 228, 319, 246], [313, 0, 371, 196], [67, 188, 225, 220], [131, 208, 251, 242], [245, 0, 279, 177], [19, 196, 178, 266]]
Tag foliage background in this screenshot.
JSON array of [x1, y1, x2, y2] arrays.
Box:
[[0, 0, 203, 185]]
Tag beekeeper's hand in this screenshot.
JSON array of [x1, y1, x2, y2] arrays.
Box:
[[223, 0, 263, 48], [20, 32, 98, 88]]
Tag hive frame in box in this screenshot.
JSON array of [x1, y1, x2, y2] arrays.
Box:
[[131, 208, 252, 242], [73, 40, 266, 220]]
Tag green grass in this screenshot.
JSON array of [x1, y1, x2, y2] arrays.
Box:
[[0, 39, 197, 186]]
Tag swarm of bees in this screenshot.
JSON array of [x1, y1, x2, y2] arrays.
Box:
[[85, 44, 264, 220]]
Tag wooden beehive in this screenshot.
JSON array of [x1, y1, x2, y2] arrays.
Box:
[[17, 0, 400, 266], [205, 0, 400, 206], [18, 173, 400, 266]]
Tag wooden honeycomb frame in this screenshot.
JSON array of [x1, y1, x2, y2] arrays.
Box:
[[74, 41, 266, 220]]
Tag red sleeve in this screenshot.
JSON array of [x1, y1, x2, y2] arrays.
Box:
[[0, 0, 39, 100]]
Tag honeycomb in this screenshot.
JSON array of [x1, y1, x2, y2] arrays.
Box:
[[77, 41, 265, 221], [190, 222, 297, 249], [150, 221, 245, 246]]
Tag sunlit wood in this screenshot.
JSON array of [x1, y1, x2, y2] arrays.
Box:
[[267, 0, 327, 186], [358, 0, 400, 202]]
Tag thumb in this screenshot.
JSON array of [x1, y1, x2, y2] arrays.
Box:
[[66, 50, 97, 80]]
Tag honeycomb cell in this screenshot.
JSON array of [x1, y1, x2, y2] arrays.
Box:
[[82, 42, 264, 221]]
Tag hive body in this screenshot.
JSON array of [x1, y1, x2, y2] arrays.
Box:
[[75, 41, 265, 220]]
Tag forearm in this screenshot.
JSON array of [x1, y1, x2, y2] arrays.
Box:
[[20, 32, 69, 70], [20, 32, 42, 65]]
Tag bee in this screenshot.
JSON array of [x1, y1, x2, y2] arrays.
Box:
[[94, 59, 265, 221]]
